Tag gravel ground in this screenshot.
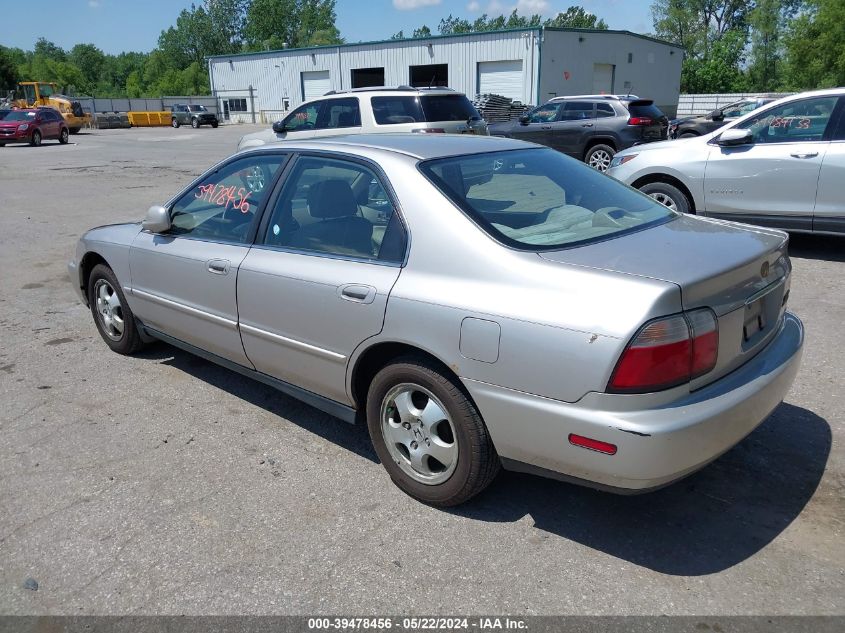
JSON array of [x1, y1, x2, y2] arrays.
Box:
[[0, 125, 842, 615]]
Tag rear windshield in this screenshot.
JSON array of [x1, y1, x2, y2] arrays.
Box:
[[626, 100, 665, 119], [419, 148, 675, 250], [420, 95, 480, 122], [372, 94, 479, 125]]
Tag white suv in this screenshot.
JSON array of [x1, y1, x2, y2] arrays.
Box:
[[238, 87, 488, 151], [606, 88, 845, 235]]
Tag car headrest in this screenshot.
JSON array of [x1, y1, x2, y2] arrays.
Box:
[[337, 111, 357, 127], [307, 179, 359, 219]]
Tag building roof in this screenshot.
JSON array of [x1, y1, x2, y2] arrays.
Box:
[[207, 26, 683, 63]]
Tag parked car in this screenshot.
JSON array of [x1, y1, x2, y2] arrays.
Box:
[[69, 135, 803, 506], [670, 96, 777, 138], [488, 95, 668, 171], [171, 104, 219, 129], [0, 108, 69, 146], [237, 87, 487, 151], [607, 88, 845, 235]]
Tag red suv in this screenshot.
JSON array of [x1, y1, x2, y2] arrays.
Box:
[[0, 108, 69, 147]]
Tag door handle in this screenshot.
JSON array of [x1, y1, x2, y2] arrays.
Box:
[[207, 259, 230, 275], [338, 284, 376, 304], [541, 125, 552, 130], [790, 152, 818, 159], [581, 123, 594, 127]]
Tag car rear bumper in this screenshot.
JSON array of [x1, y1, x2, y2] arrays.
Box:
[[464, 312, 804, 492]]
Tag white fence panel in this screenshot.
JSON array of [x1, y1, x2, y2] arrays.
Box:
[[677, 92, 792, 116]]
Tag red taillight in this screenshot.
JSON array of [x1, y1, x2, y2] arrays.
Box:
[[569, 434, 618, 455], [609, 309, 719, 393], [628, 117, 653, 126]]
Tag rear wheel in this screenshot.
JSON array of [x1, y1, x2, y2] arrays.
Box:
[[87, 264, 144, 355], [211, 121, 219, 128], [69, 127, 81, 135], [640, 181, 692, 214], [366, 356, 500, 506], [680, 131, 699, 139], [585, 143, 616, 172], [30, 130, 42, 147], [171, 118, 180, 128], [59, 128, 69, 144], [191, 117, 200, 129]]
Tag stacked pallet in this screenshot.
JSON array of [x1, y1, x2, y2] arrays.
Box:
[[473, 93, 532, 123]]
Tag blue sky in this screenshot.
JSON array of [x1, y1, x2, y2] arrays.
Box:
[[2, 0, 650, 54]]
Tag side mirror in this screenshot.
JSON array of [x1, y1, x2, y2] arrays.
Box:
[[518, 114, 530, 125], [142, 205, 171, 233], [272, 120, 287, 134], [711, 109, 725, 122], [717, 128, 753, 147]]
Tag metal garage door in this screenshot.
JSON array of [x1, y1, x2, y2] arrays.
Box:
[[477, 60, 524, 101], [301, 70, 331, 102], [592, 64, 615, 94]]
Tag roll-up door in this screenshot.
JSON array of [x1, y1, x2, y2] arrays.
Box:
[[477, 60, 524, 101]]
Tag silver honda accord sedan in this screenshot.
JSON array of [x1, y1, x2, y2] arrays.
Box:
[[68, 134, 804, 506]]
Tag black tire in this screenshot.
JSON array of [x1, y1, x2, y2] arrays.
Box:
[[585, 143, 616, 172], [30, 130, 42, 147], [366, 356, 500, 506], [211, 121, 219, 128], [69, 127, 80, 135], [59, 128, 69, 144], [171, 118, 180, 128], [679, 131, 699, 138], [87, 264, 144, 355], [191, 117, 200, 129], [639, 181, 692, 214]]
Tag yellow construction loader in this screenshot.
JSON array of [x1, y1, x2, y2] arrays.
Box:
[[5, 82, 92, 133]]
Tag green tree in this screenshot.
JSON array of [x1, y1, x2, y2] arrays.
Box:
[[546, 6, 609, 29], [413, 25, 432, 38], [244, 0, 341, 50], [69, 44, 106, 91], [0, 46, 19, 92], [783, 0, 845, 89]]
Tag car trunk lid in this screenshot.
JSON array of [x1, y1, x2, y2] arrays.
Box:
[[539, 215, 791, 388]]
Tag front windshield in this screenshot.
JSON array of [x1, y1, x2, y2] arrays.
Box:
[[188, 105, 207, 112], [420, 148, 675, 250], [4, 111, 37, 121]]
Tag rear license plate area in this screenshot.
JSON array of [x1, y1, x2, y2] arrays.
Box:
[[743, 297, 766, 341]]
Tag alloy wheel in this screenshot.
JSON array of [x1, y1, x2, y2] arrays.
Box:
[[380, 383, 459, 485], [93, 279, 125, 341], [648, 192, 678, 212], [588, 149, 612, 172]]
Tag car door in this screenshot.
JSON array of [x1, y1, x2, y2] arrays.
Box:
[[275, 101, 325, 141], [40, 111, 56, 138], [237, 154, 408, 404], [504, 102, 564, 145], [548, 101, 597, 156], [813, 97, 845, 233], [129, 152, 288, 365], [703, 95, 838, 227], [312, 97, 362, 139]]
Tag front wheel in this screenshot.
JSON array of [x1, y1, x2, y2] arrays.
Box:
[[366, 357, 500, 506], [639, 181, 692, 214], [211, 121, 219, 128], [679, 131, 699, 139], [59, 128, 69, 144], [585, 143, 616, 172], [171, 118, 180, 128], [30, 130, 42, 147], [87, 264, 145, 355]]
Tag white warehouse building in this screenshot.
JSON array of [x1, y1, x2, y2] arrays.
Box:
[[207, 27, 684, 123]]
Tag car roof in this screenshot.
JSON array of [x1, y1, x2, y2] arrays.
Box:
[[249, 133, 532, 160], [550, 94, 640, 101]]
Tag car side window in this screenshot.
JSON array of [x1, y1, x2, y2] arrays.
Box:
[[167, 154, 285, 244], [318, 97, 361, 129], [527, 103, 562, 123], [559, 101, 595, 121], [264, 156, 407, 263], [595, 103, 616, 118], [284, 102, 322, 131], [737, 96, 838, 143]]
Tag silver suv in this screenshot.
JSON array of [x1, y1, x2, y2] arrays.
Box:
[[238, 87, 487, 151]]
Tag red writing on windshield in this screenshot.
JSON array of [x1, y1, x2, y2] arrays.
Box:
[[195, 183, 250, 213]]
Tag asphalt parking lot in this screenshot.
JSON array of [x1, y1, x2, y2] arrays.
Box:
[[1, 125, 843, 615]]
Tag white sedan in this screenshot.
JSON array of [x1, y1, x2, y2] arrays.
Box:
[[607, 87, 845, 235]]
